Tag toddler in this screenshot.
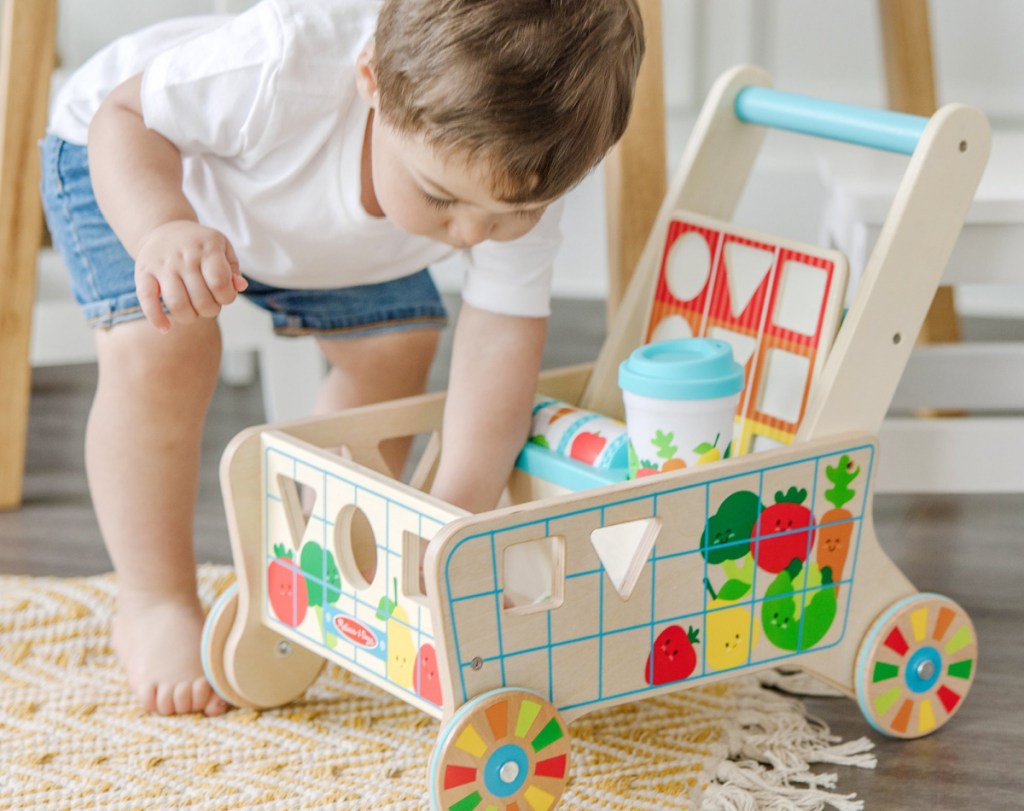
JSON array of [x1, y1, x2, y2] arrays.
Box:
[[41, 0, 644, 716]]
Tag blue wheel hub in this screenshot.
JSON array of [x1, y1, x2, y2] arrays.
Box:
[[483, 743, 529, 798], [905, 646, 942, 693]]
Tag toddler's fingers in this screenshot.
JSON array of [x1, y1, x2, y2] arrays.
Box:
[[225, 240, 248, 292], [158, 275, 199, 326], [181, 268, 222, 319], [136, 272, 171, 333], [200, 252, 240, 306]]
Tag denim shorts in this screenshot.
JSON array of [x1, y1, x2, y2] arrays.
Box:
[[39, 134, 448, 337]]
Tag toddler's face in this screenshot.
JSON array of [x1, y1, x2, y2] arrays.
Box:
[[368, 115, 551, 250]]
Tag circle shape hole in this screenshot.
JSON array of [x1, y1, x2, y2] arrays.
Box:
[[333, 505, 379, 590]]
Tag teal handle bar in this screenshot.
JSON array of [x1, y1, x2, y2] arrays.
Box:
[[734, 86, 928, 155]]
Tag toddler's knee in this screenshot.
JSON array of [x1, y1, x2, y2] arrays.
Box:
[[320, 328, 439, 377], [95, 318, 223, 392]]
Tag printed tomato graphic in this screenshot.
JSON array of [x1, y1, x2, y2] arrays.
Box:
[[754, 486, 816, 574], [569, 431, 607, 464], [644, 625, 700, 685], [267, 543, 308, 627], [415, 642, 442, 706]]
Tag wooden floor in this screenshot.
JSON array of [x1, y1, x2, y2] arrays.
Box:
[[2, 298, 1022, 809]]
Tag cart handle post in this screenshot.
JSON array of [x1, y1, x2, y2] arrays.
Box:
[[735, 87, 927, 154]]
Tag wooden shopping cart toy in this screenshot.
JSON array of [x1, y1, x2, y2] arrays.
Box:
[[202, 65, 990, 810]]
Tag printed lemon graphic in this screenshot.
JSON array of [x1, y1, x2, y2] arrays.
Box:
[[704, 579, 758, 671], [694, 432, 725, 465], [706, 599, 759, 670]]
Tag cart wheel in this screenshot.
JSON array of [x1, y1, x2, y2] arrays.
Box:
[[855, 592, 977, 739], [201, 583, 248, 707], [429, 688, 571, 811]]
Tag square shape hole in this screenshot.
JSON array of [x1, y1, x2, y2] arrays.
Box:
[[502, 536, 565, 614]]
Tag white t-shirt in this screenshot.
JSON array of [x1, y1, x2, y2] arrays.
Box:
[[48, 0, 562, 317]]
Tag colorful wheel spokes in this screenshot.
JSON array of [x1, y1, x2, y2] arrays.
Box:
[[435, 690, 571, 811], [859, 594, 977, 739]]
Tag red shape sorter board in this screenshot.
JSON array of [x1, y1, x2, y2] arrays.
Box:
[[643, 211, 848, 455]]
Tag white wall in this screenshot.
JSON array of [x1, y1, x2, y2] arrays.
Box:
[[480, 0, 1024, 297], [50, 0, 260, 68], [49, 0, 1024, 121], [37, 0, 1024, 298], [661, 0, 1024, 123]]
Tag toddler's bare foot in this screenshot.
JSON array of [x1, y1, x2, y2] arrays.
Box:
[[112, 592, 229, 717]]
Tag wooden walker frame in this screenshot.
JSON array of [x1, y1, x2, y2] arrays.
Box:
[[202, 66, 990, 809]]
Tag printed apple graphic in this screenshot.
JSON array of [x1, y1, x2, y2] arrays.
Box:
[[415, 643, 442, 706], [569, 431, 607, 465], [267, 544, 308, 627], [644, 625, 700, 685]]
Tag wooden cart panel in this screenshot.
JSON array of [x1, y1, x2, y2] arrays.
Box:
[[433, 434, 875, 718], [260, 430, 464, 719]]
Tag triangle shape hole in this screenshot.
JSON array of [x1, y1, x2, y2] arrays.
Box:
[[589, 518, 661, 600]]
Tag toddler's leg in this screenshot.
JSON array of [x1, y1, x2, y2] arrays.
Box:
[[88, 317, 228, 716], [315, 329, 440, 475]]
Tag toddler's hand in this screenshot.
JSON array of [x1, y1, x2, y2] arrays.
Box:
[[134, 221, 248, 333]]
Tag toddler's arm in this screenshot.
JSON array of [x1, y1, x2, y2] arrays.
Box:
[[430, 303, 547, 513], [88, 73, 246, 333]]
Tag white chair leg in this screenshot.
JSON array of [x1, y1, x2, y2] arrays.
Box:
[[217, 297, 325, 421], [257, 336, 325, 423], [219, 349, 258, 387]]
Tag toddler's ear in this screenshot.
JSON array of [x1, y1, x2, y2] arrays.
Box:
[[355, 40, 379, 107]]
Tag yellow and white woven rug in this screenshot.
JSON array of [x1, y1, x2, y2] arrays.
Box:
[[0, 566, 875, 810]]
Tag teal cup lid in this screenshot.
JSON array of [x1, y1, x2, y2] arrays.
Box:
[[619, 338, 745, 400]]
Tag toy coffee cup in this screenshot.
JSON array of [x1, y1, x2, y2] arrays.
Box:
[[618, 338, 744, 478]]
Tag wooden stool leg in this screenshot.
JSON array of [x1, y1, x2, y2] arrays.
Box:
[[604, 0, 666, 325], [878, 0, 963, 351], [0, 0, 58, 510]]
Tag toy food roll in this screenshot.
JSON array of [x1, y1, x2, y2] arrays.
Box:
[[529, 397, 629, 470]]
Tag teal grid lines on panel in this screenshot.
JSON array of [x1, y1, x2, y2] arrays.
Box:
[[444, 441, 875, 710]]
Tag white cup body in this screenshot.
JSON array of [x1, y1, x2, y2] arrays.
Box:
[[623, 390, 739, 477]]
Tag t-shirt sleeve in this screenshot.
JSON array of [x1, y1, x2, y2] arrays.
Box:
[[140, 4, 283, 157], [461, 200, 564, 318]]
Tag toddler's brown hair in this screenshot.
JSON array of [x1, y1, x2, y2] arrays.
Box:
[[373, 0, 645, 204]]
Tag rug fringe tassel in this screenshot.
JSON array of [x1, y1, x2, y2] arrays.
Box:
[[700, 677, 876, 811], [703, 760, 867, 811]]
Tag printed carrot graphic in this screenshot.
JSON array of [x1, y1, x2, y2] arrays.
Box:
[[816, 455, 860, 594]]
